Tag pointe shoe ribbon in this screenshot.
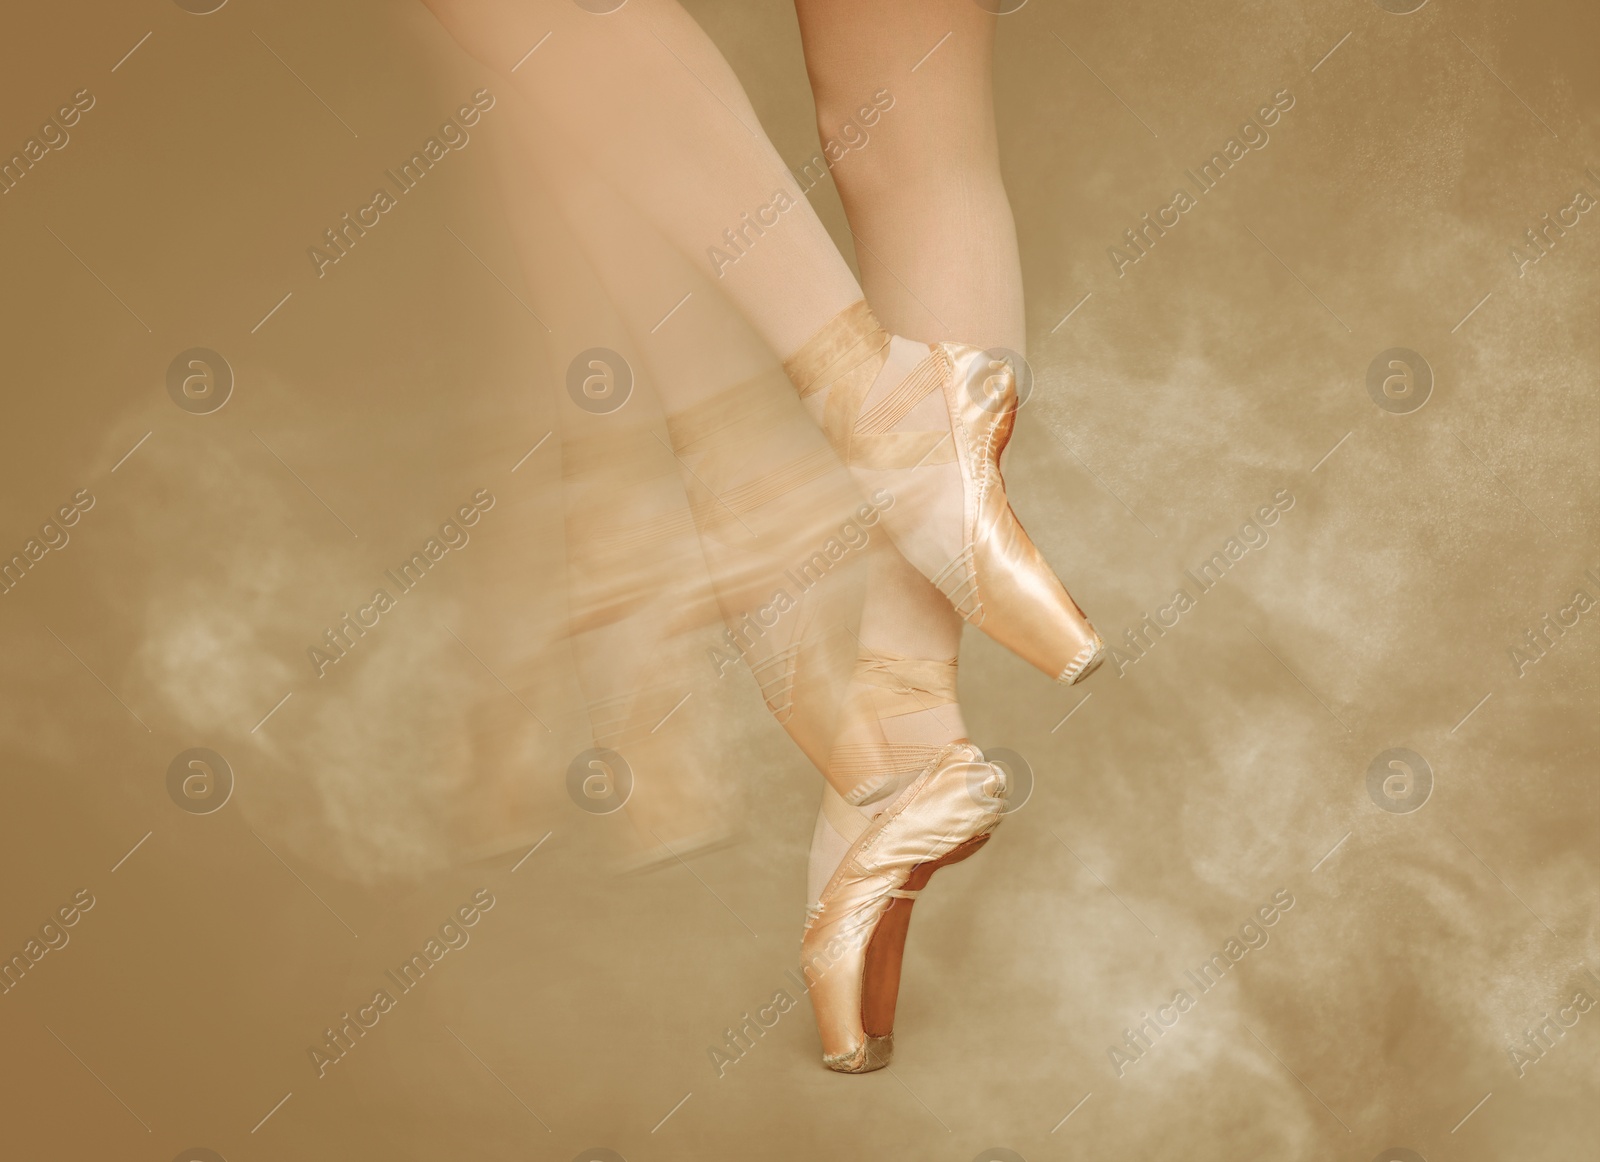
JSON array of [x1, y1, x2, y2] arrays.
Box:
[[827, 651, 959, 809]]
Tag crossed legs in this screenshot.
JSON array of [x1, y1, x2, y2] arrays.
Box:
[[420, 1, 1026, 884]]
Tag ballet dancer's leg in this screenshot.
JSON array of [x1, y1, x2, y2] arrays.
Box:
[[423, 0, 1099, 717], [790, 0, 1025, 901], [783, 0, 1103, 684], [794, 0, 1023, 351]]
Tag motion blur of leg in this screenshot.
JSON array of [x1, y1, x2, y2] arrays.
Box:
[[421, 0, 861, 362], [422, 0, 1104, 690], [476, 140, 736, 872], [426, 0, 983, 872], [547, 158, 977, 908], [529, 157, 874, 823], [506, 118, 965, 875], [422, 0, 1088, 1072], [479, 60, 980, 898], [417, 0, 878, 872]]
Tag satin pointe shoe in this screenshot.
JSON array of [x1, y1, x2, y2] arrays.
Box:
[[801, 740, 1007, 1073], [784, 301, 1105, 685]]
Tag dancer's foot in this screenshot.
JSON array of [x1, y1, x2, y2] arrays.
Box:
[[784, 301, 1104, 684], [801, 741, 1007, 1072]]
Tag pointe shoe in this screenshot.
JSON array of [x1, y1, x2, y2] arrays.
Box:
[[800, 740, 1007, 1073], [785, 302, 1105, 685]]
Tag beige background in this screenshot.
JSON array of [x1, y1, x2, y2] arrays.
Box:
[[0, 1, 1595, 1160]]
